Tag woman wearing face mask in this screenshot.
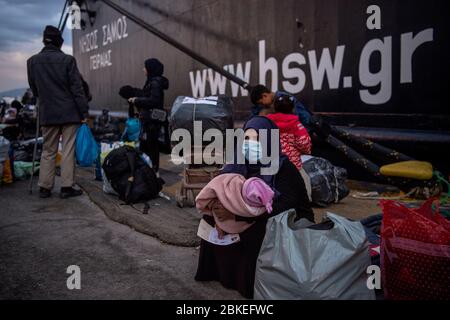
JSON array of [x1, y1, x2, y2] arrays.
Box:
[[195, 116, 314, 299]]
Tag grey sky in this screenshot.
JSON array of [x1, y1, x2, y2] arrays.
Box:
[[0, 0, 73, 92]]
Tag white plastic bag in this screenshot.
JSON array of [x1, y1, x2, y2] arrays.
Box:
[[254, 210, 375, 300], [100, 142, 120, 195], [102, 169, 118, 195]]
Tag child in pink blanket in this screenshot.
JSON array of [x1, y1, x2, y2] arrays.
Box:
[[196, 174, 275, 235]]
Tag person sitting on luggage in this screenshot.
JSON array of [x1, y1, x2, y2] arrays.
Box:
[[120, 58, 169, 178], [266, 95, 311, 170], [93, 109, 120, 142], [250, 84, 312, 132], [195, 116, 314, 299]]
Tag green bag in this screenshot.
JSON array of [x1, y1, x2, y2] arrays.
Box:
[[14, 161, 39, 180]]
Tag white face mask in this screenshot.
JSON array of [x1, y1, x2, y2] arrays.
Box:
[[242, 140, 262, 163]]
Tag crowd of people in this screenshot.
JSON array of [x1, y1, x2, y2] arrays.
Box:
[[20, 24, 316, 299], [0, 95, 37, 141]]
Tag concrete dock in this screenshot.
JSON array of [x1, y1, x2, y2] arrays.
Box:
[[0, 154, 382, 299]]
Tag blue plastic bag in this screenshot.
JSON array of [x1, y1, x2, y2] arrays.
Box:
[[76, 124, 99, 167], [122, 118, 141, 142]]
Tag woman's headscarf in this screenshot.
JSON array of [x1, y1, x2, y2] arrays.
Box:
[[145, 58, 164, 79], [221, 116, 288, 190]]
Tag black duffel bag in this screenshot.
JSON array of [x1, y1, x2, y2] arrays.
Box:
[[302, 156, 350, 207], [169, 96, 234, 136], [102, 145, 162, 204]]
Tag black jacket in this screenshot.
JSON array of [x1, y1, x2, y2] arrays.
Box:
[[270, 160, 314, 222], [133, 76, 169, 110], [27, 44, 89, 126]]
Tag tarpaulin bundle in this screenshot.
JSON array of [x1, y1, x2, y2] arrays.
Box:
[[302, 156, 349, 207], [170, 96, 234, 137]]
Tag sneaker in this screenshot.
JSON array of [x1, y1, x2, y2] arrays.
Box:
[[60, 187, 83, 199], [39, 187, 52, 198]]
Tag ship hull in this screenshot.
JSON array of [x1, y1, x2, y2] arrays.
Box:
[[72, 0, 450, 177]]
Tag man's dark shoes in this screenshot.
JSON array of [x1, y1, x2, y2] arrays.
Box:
[[39, 187, 52, 198], [60, 187, 83, 199]]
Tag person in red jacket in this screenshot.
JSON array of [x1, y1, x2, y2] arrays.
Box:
[[266, 95, 311, 170]]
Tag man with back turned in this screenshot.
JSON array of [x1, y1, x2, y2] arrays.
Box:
[[27, 25, 89, 199]]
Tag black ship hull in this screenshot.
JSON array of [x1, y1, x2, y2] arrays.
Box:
[[72, 0, 450, 177]]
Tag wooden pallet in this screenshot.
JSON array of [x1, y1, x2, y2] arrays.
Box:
[[175, 166, 221, 208]]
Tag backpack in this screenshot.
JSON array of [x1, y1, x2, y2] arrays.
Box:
[[102, 145, 162, 204]]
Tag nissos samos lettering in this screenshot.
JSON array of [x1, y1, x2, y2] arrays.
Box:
[[78, 16, 129, 71]]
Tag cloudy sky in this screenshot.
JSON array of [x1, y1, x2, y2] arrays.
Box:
[[0, 0, 73, 92]]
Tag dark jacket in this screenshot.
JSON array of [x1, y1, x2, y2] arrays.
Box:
[[27, 44, 89, 126], [133, 59, 169, 111], [81, 76, 93, 102], [133, 76, 169, 111]]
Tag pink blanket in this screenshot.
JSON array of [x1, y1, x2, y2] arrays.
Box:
[[196, 174, 273, 234]]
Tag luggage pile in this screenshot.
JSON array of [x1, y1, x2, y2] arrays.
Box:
[[10, 138, 43, 162], [253, 194, 450, 300], [170, 96, 234, 207], [0, 134, 42, 184]]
